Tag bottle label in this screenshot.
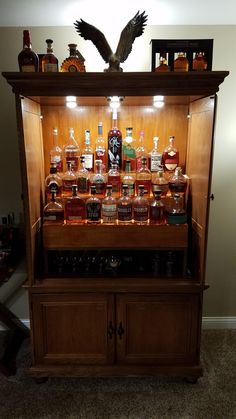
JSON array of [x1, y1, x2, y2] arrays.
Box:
[[65, 202, 85, 220], [86, 202, 101, 221], [78, 177, 89, 193], [121, 183, 135, 197], [82, 154, 93, 170], [136, 180, 151, 196], [102, 204, 117, 222], [150, 155, 162, 171], [44, 63, 58, 72], [133, 206, 149, 221], [91, 182, 106, 195], [165, 162, 178, 171], [108, 176, 121, 193], [117, 204, 132, 221], [66, 156, 79, 172], [21, 65, 36, 72], [63, 179, 75, 191], [108, 136, 122, 168], [122, 145, 136, 159]]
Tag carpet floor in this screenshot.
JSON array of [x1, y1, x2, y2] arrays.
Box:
[[0, 329, 235, 419]]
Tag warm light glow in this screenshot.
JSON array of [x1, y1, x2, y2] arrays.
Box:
[[66, 96, 76, 102], [108, 96, 123, 110], [66, 101, 77, 109], [153, 101, 165, 108], [153, 95, 164, 101]]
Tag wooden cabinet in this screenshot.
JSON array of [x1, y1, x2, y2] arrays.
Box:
[[2, 71, 228, 380]]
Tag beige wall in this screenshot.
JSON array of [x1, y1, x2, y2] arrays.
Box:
[[0, 25, 235, 318]]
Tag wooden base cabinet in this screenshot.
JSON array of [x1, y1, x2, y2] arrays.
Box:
[[2, 71, 228, 380]]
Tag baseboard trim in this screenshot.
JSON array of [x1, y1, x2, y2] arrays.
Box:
[[1, 318, 236, 331], [202, 317, 236, 329]]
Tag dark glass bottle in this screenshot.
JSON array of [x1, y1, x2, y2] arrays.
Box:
[[86, 186, 101, 224], [18, 30, 39, 72], [108, 113, 122, 169], [149, 190, 166, 225]]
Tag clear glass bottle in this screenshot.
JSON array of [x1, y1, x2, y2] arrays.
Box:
[[63, 128, 80, 173], [18, 30, 39, 72], [107, 112, 122, 170], [155, 54, 170, 72], [77, 155, 89, 194], [62, 161, 77, 197], [136, 157, 152, 196], [45, 164, 62, 201], [122, 160, 135, 198], [60, 43, 86, 72], [174, 52, 189, 72], [90, 160, 106, 198], [117, 185, 133, 224], [101, 185, 117, 224], [81, 129, 94, 172], [86, 186, 101, 224], [135, 130, 149, 171], [50, 128, 63, 174], [43, 191, 64, 222], [133, 185, 149, 225], [192, 51, 207, 71], [152, 170, 169, 197], [64, 184, 86, 224], [166, 193, 187, 224], [42, 39, 58, 72], [161, 136, 179, 175], [169, 167, 187, 196], [149, 190, 166, 225], [95, 122, 106, 169], [108, 163, 121, 198], [122, 127, 136, 171], [150, 136, 162, 172]]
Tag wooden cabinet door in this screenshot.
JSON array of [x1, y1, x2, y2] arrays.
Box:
[[31, 293, 115, 365], [116, 294, 200, 365]]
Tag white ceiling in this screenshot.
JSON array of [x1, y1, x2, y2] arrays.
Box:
[[0, 0, 236, 27]]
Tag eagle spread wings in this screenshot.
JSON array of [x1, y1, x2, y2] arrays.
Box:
[[74, 11, 148, 72]]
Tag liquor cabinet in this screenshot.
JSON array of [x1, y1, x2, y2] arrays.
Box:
[[2, 71, 228, 381]]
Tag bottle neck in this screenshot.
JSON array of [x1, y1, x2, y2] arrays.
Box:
[[52, 129, 58, 145], [98, 123, 103, 136], [85, 130, 90, 145], [125, 162, 131, 173], [23, 30, 31, 49]]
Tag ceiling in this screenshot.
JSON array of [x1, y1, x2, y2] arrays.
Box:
[[0, 0, 236, 27]]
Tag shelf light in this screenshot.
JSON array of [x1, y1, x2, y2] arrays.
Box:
[[66, 96, 77, 109], [153, 95, 164, 108], [107, 96, 123, 110]]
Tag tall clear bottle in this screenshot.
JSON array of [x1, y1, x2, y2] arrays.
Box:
[[107, 112, 122, 170], [63, 128, 80, 173], [95, 122, 106, 169], [107, 163, 121, 198], [42, 39, 58, 72], [62, 161, 77, 197], [50, 128, 63, 174], [136, 157, 152, 196], [161, 136, 179, 176], [135, 130, 149, 171], [18, 30, 39, 72], [133, 185, 149, 225], [90, 160, 107, 198], [81, 129, 94, 172], [77, 155, 89, 194], [117, 185, 133, 225], [122, 160, 135, 198], [101, 185, 117, 224], [150, 136, 162, 172], [45, 164, 62, 201], [122, 127, 136, 171]]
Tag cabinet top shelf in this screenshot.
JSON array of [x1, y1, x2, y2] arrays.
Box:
[[2, 71, 229, 98]]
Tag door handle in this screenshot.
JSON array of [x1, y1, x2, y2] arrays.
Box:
[[117, 322, 125, 339], [107, 320, 115, 339]]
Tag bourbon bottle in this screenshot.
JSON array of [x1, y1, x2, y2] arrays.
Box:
[[86, 186, 101, 224], [162, 136, 179, 175], [50, 128, 63, 174], [117, 185, 133, 224], [64, 185, 85, 224], [155, 54, 170, 72], [192, 52, 207, 71], [42, 39, 58, 72], [60, 43, 86, 72], [43, 191, 64, 222], [133, 185, 149, 225], [63, 128, 80, 173], [136, 157, 152, 196], [101, 185, 117, 224], [18, 30, 39, 72], [174, 52, 189, 72]]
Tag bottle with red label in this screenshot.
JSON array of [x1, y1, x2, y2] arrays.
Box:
[[162, 136, 179, 175], [65, 185, 86, 224], [107, 112, 122, 170]]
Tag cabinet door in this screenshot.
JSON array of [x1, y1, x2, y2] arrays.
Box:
[[31, 293, 114, 365], [116, 294, 200, 365]]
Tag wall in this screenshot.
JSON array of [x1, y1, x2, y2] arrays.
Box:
[[0, 25, 235, 319]]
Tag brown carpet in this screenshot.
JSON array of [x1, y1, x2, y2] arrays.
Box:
[[0, 330, 235, 419]]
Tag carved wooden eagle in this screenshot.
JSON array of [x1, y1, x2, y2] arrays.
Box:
[[74, 11, 148, 72]]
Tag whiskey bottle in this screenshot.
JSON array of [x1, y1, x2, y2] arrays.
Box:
[[107, 112, 122, 170], [162, 136, 179, 175], [90, 160, 106, 198], [62, 161, 77, 197], [150, 137, 162, 172], [95, 122, 106, 169], [133, 185, 149, 225], [166, 193, 187, 224], [192, 52, 207, 71], [149, 190, 166, 225], [122, 127, 136, 171], [77, 156, 89, 194], [63, 128, 80, 173], [81, 130, 94, 172], [136, 157, 152, 196], [122, 160, 135, 198], [64, 185, 85, 224], [151, 170, 169, 197], [135, 130, 149, 171], [18, 30, 39, 72], [43, 191, 64, 222], [169, 167, 187, 196], [101, 185, 117, 224], [155, 54, 170, 72], [107, 163, 121, 198], [42, 39, 58, 72], [45, 164, 62, 201], [60, 43, 86, 72], [50, 128, 63, 174], [117, 185, 133, 224], [174, 52, 189, 72], [86, 186, 101, 224]]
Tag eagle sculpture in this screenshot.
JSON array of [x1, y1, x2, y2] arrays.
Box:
[[74, 11, 148, 72]]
